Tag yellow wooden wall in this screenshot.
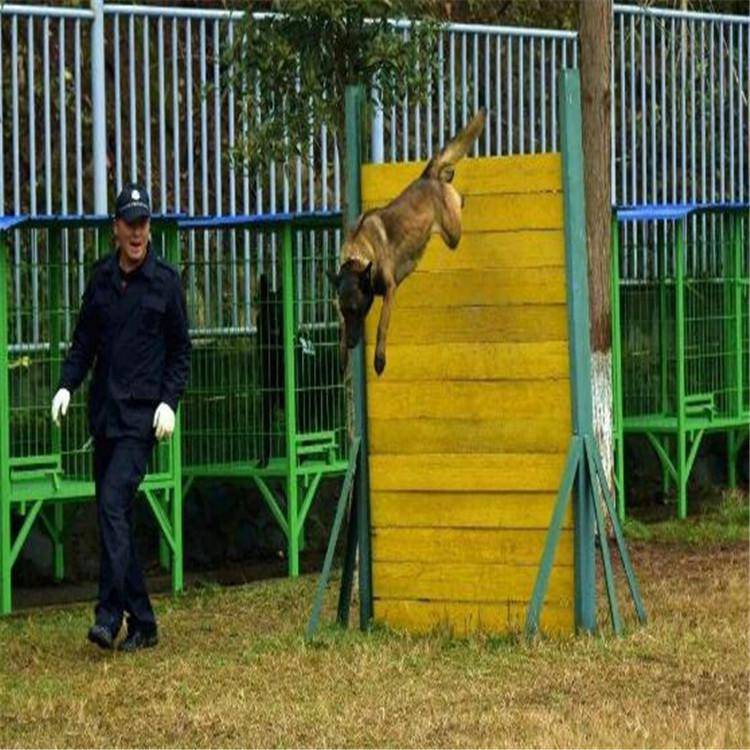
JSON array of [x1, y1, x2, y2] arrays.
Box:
[[361, 153, 574, 636]]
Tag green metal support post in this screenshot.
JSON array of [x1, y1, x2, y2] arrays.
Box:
[[165, 222, 184, 592], [344, 84, 374, 629], [282, 223, 300, 577], [559, 69, 596, 634], [729, 214, 744, 486], [675, 219, 687, 519], [527, 70, 646, 637], [611, 219, 625, 521], [0, 228, 11, 615], [48, 228, 65, 581]]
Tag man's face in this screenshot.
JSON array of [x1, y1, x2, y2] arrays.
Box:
[[114, 216, 150, 264]]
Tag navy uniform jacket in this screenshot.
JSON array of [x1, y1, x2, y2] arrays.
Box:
[[58, 244, 191, 440]]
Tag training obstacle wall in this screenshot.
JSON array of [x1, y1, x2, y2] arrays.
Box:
[[361, 153, 575, 636], [310, 73, 644, 640]]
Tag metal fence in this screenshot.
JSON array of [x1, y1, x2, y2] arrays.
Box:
[[613, 5, 747, 211], [0, 3, 747, 236]]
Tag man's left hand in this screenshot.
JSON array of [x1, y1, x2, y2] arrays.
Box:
[[153, 402, 175, 441]]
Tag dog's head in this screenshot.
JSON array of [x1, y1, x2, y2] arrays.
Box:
[[326, 260, 375, 368]]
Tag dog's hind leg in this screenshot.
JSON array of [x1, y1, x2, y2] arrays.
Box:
[[439, 184, 463, 250], [374, 281, 396, 376]]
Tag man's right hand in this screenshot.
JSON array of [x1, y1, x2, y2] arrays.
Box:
[[51, 388, 71, 427]]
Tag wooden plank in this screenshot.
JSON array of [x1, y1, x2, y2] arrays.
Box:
[[372, 560, 573, 602], [369, 453, 567, 492], [371, 491, 573, 529], [413, 230, 565, 272], [373, 598, 574, 636], [373, 527, 574, 566], [363, 193, 563, 233], [361, 153, 563, 203], [368, 268, 566, 309], [368, 417, 570, 454], [364, 304, 568, 345], [366, 380, 571, 421], [363, 341, 570, 381]]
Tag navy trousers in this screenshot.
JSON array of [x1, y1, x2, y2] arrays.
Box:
[[92, 436, 157, 636]]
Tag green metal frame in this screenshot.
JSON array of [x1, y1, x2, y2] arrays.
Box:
[[175, 212, 350, 579], [612, 208, 749, 520], [526, 70, 646, 637], [307, 84, 373, 638], [0, 216, 183, 615]]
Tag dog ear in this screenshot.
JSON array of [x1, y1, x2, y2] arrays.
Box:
[[360, 261, 373, 289], [325, 268, 340, 289]]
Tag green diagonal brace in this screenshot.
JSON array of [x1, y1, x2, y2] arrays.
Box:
[[295, 472, 323, 540], [585, 435, 647, 624], [10, 499, 45, 568], [525, 436, 581, 638], [306, 437, 360, 640], [143, 489, 176, 552], [252, 476, 290, 540], [39, 509, 63, 546], [583, 440, 623, 636], [685, 428, 705, 477], [645, 432, 678, 482]]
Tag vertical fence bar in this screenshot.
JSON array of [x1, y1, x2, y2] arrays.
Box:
[[143, 16, 152, 199], [172, 18, 181, 212], [129, 13, 137, 182], [158, 16, 166, 210], [91, 0, 107, 212], [0, 17, 4, 215]]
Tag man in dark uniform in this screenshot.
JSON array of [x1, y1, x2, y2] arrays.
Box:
[[50, 184, 191, 652]]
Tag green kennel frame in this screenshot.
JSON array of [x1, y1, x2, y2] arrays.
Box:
[[612, 203, 749, 520], [177, 213, 350, 579]]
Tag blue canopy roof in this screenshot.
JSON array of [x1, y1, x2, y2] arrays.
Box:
[[615, 202, 750, 222], [178, 210, 342, 230], [0, 216, 27, 232]]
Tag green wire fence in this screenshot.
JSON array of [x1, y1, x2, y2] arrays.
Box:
[[612, 203, 749, 520]]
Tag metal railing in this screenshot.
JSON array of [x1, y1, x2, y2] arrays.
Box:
[[0, 3, 747, 302]]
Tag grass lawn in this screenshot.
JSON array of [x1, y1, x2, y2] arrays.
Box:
[[0, 491, 747, 748]]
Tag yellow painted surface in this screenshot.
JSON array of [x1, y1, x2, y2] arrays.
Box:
[[378, 267, 567, 309], [364, 341, 569, 382], [366, 380, 571, 422], [363, 153, 573, 636], [373, 599, 574, 637], [364, 304, 568, 344], [371, 491, 573, 529], [364, 192, 563, 233], [361, 153, 562, 203], [373, 527, 574, 566], [373, 560, 573, 602], [369, 417, 570, 455], [369, 453, 567, 492], [414, 230, 565, 271]]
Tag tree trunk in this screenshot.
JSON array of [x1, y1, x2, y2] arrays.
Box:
[[579, 0, 614, 491]]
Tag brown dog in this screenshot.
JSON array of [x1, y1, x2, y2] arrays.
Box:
[[327, 109, 486, 375]]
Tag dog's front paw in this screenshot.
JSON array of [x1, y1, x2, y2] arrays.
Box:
[[374, 352, 386, 376]]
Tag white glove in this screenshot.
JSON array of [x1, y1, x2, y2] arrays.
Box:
[[51, 388, 71, 427], [153, 402, 176, 441]]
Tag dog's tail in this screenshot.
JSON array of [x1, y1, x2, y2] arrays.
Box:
[[422, 108, 486, 182]]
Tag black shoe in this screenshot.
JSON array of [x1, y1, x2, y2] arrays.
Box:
[[87, 623, 115, 650], [117, 629, 158, 652]]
